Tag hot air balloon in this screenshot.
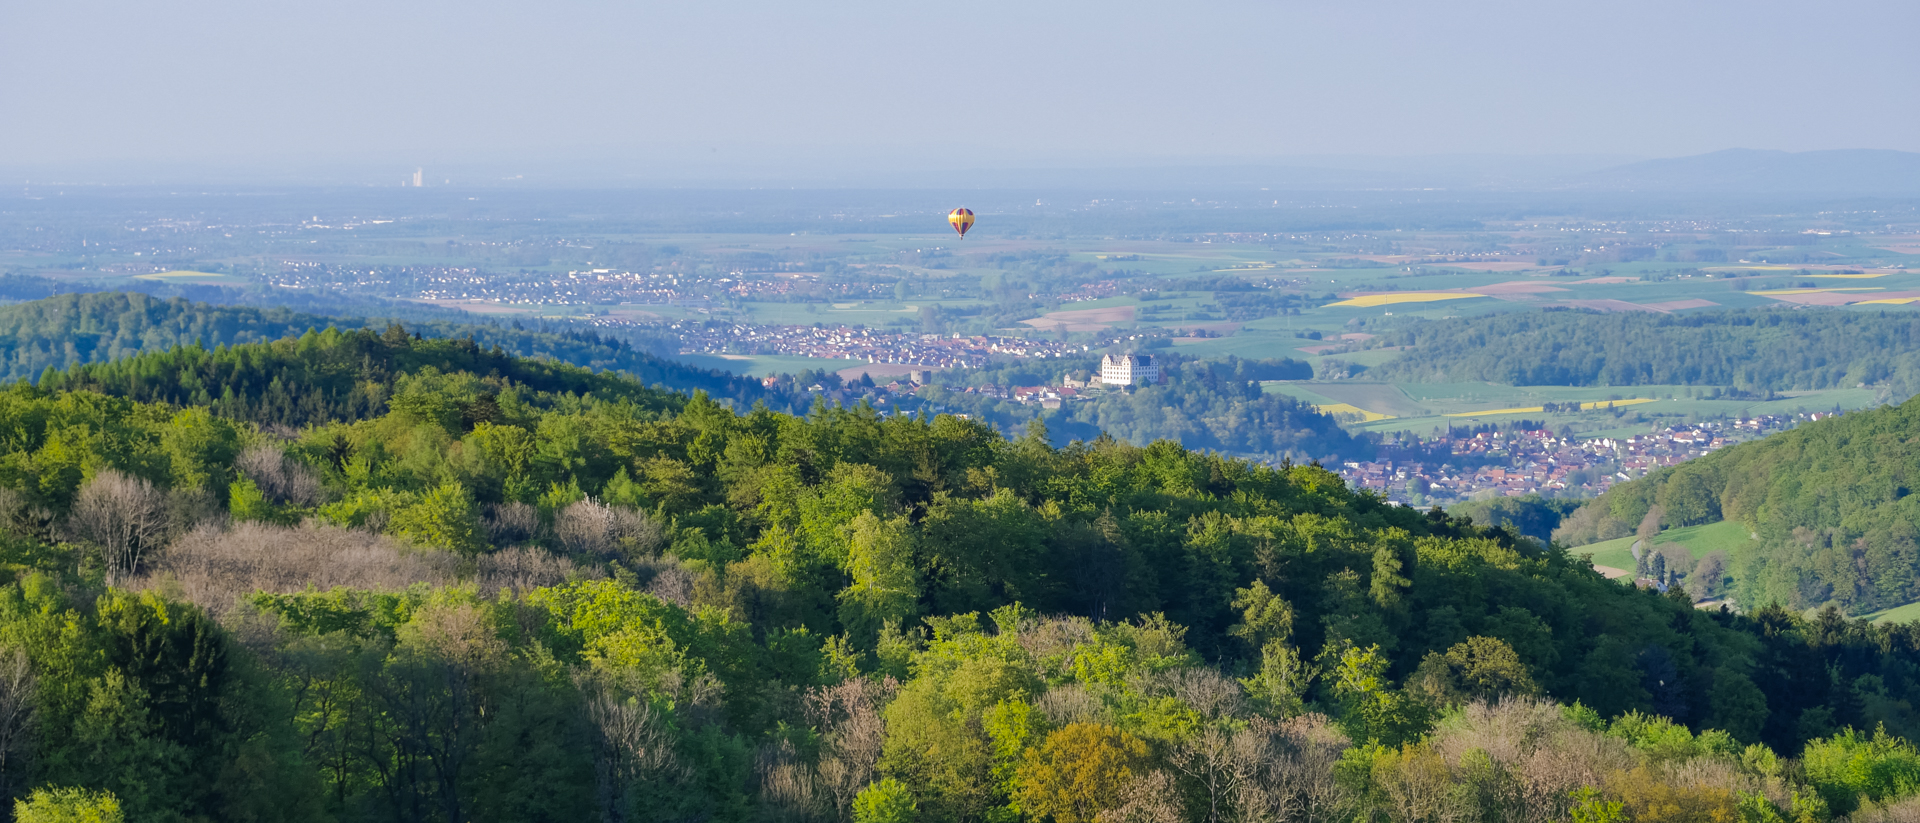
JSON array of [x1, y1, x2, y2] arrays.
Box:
[[948, 208, 975, 238]]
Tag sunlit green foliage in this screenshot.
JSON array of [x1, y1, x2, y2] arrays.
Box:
[[1576, 393, 1920, 614], [0, 337, 1903, 820], [14, 787, 123, 823]]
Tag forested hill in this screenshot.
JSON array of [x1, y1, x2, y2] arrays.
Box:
[[1374, 308, 1920, 391], [0, 291, 773, 404], [14, 292, 1369, 463], [39, 323, 690, 427], [1561, 393, 1920, 616], [0, 291, 324, 377], [0, 272, 491, 327], [1064, 358, 1363, 461], [925, 354, 1364, 463], [0, 343, 1916, 819]]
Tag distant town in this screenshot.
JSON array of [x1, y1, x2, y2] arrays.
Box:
[[263, 265, 1168, 311], [1343, 412, 1838, 505], [675, 323, 1091, 369]]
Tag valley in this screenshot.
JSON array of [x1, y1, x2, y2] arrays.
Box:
[[1, 185, 1919, 821], [12, 0, 1920, 815]]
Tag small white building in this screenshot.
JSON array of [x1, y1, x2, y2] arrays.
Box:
[[1099, 353, 1159, 387]]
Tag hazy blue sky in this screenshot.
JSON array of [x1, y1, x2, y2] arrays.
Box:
[[4, 0, 1915, 177]]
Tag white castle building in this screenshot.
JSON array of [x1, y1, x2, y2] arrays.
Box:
[[1099, 353, 1159, 387]]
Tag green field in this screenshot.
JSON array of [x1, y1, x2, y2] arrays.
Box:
[[1372, 389, 1879, 436], [1175, 331, 1409, 369], [133, 270, 253, 285], [671, 353, 860, 377], [1170, 329, 1310, 359], [1269, 380, 1676, 428], [1865, 601, 1920, 625], [1262, 383, 1352, 408], [1579, 540, 1637, 577], [1576, 520, 1755, 573], [1271, 381, 1689, 435], [740, 299, 971, 327], [1255, 379, 1884, 437], [1265, 381, 1427, 416]]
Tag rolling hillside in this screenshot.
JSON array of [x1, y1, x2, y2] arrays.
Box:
[[1375, 308, 1920, 395], [1563, 392, 1920, 615], [0, 337, 1909, 819], [0, 290, 777, 405]]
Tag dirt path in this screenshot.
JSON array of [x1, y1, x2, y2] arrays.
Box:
[[1593, 565, 1633, 580]]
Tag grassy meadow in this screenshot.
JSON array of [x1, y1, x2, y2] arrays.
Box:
[[132, 270, 254, 285], [1576, 520, 1755, 573], [1866, 601, 1920, 625], [670, 353, 861, 377], [1257, 379, 1881, 438]]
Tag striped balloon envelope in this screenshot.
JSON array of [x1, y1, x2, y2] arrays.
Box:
[[948, 208, 975, 238]]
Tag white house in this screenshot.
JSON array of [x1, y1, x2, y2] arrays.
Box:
[[1099, 353, 1159, 387]]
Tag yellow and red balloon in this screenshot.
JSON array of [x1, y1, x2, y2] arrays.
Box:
[[948, 208, 975, 238]]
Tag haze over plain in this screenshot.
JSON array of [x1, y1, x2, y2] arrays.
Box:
[[4, 1, 1920, 819]]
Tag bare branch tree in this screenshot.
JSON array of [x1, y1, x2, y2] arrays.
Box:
[[754, 739, 827, 822], [628, 555, 696, 608], [0, 646, 35, 806], [477, 546, 599, 596], [554, 499, 617, 557], [1373, 744, 1470, 823], [1427, 697, 1634, 823], [580, 676, 688, 823], [236, 444, 327, 506], [1097, 770, 1187, 823], [1134, 667, 1246, 723], [1224, 714, 1356, 823], [803, 676, 896, 820], [1035, 683, 1106, 727], [483, 502, 539, 547], [555, 500, 665, 560], [143, 521, 460, 614], [1016, 615, 1098, 680], [1841, 794, 1920, 823], [1170, 726, 1239, 823], [66, 470, 169, 586]]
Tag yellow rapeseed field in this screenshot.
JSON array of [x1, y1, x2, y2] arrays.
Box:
[[1442, 398, 1658, 418], [1313, 403, 1395, 422], [1327, 292, 1484, 308]]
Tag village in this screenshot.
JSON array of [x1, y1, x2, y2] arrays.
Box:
[[677, 323, 1089, 369], [757, 352, 1163, 409], [264, 264, 893, 307], [1339, 412, 1834, 504]]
